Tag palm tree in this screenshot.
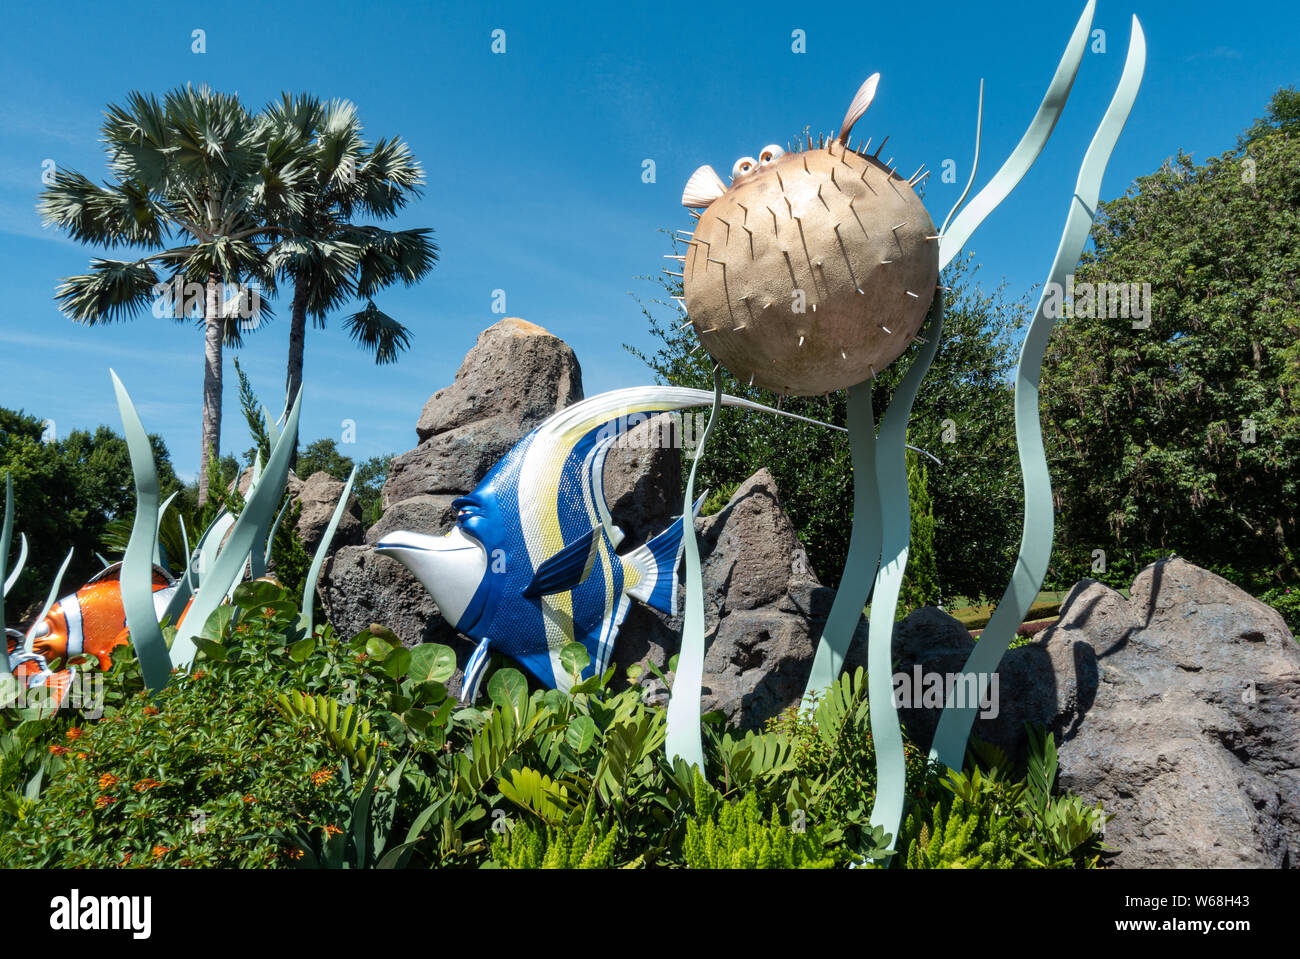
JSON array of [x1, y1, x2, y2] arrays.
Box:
[[262, 94, 437, 460], [38, 85, 293, 500]]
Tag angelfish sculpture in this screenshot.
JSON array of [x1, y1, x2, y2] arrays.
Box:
[[377, 386, 835, 701]]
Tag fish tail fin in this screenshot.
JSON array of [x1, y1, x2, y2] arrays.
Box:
[[460, 637, 493, 703], [624, 494, 706, 617]]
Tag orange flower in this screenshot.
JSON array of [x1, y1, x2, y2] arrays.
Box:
[[242, 794, 257, 803], [323, 824, 343, 837], [75, 752, 88, 760], [143, 705, 160, 716], [151, 845, 169, 859], [286, 848, 305, 860], [97, 773, 119, 790], [309, 767, 335, 787], [65, 727, 83, 740], [133, 778, 162, 792], [48, 744, 69, 756], [94, 796, 116, 809], [192, 670, 206, 680]]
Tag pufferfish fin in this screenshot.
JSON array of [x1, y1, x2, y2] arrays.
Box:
[[681, 165, 727, 208], [838, 72, 881, 143]]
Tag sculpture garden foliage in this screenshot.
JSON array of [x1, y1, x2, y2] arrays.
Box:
[[0, 577, 1106, 868]]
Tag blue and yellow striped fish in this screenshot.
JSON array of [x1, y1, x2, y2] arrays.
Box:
[[376, 386, 835, 701]]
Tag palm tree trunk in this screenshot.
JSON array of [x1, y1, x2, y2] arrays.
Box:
[[198, 274, 223, 502], [285, 279, 308, 470]]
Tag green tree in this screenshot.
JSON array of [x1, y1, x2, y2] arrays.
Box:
[[0, 408, 181, 615], [1041, 87, 1300, 590], [261, 95, 437, 462], [628, 249, 1029, 601], [295, 438, 390, 527], [37, 85, 289, 501], [900, 451, 941, 612]]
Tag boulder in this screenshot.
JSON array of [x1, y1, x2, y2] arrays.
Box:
[[601, 413, 684, 549], [318, 545, 461, 652], [614, 468, 835, 730], [888, 558, 1300, 868], [295, 471, 363, 556], [382, 318, 583, 506]]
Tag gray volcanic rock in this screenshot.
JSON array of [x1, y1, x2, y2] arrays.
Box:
[[614, 468, 835, 730], [602, 413, 683, 549], [888, 558, 1300, 869], [295, 471, 363, 556], [382, 318, 583, 507], [365, 494, 460, 545]]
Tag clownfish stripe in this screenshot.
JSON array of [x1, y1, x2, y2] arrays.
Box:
[[62, 598, 85, 658]]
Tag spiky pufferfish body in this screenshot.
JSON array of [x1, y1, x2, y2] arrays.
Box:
[[684, 142, 937, 395]]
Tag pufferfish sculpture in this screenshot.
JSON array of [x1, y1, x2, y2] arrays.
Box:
[[679, 74, 939, 395]]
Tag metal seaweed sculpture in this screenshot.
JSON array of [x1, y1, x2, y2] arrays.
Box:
[[929, 16, 1147, 771], [674, 0, 1146, 851], [111, 370, 175, 693]]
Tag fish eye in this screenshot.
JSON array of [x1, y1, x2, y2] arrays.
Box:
[[759, 145, 785, 165], [731, 156, 757, 180]]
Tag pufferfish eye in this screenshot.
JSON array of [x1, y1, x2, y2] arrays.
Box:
[[731, 156, 757, 180], [759, 145, 785, 165]]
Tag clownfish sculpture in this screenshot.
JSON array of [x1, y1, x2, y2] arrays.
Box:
[[377, 386, 837, 702], [6, 562, 178, 691]]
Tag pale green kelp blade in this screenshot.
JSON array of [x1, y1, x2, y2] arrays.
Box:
[[110, 371, 174, 693], [4, 534, 27, 599], [665, 368, 723, 772], [938, 0, 1096, 272], [863, 294, 944, 851], [802, 385, 880, 698], [171, 389, 302, 666], [265, 495, 294, 567], [298, 465, 356, 638], [930, 17, 1146, 772], [154, 490, 179, 571]]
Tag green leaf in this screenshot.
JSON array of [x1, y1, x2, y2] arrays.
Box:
[[192, 637, 228, 662], [366, 636, 396, 659], [288, 636, 316, 662], [381, 647, 411, 680], [408, 643, 456, 683], [231, 579, 283, 609], [565, 715, 597, 754], [559, 642, 590, 679], [199, 604, 235, 642], [487, 668, 528, 716]]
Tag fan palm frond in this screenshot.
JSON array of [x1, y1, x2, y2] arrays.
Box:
[[344, 300, 412, 365]]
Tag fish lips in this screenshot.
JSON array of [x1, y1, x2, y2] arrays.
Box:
[[375, 528, 488, 631]]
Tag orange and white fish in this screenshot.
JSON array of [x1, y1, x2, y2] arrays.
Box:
[[6, 563, 178, 691]]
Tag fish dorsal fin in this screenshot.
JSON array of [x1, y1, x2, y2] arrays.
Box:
[[838, 73, 880, 143], [682, 165, 727, 208], [523, 525, 601, 599]]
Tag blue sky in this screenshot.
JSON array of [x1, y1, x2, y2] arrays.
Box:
[[0, 0, 1295, 479]]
